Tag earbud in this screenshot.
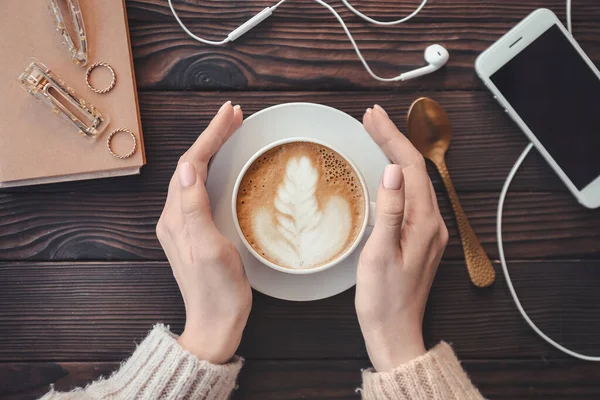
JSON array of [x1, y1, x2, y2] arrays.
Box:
[[170, 0, 448, 83], [399, 44, 450, 81]]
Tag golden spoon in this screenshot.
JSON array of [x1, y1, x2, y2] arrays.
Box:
[[406, 97, 495, 288]]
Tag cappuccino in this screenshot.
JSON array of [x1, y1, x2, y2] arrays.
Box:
[[236, 141, 365, 270]]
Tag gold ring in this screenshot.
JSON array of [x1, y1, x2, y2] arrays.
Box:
[[107, 128, 137, 159], [86, 62, 116, 94]]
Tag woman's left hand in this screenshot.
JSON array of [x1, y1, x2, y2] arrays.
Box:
[[156, 101, 252, 364], [355, 105, 448, 372]]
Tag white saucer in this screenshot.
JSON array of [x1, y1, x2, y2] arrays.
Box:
[[207, 103, 389, 301]]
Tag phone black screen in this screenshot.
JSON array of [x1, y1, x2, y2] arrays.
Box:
[[491, 24, 600, 190]]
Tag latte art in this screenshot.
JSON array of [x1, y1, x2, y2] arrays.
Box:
[[236, 142, 365, 270], [254, 156, 352, 268]]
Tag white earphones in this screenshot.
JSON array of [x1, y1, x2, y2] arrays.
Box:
[[400, 45, 450, 81], [168, 0, 449, 82]]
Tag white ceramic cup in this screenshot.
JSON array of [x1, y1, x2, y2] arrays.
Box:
[[232, 137, 376, 275]]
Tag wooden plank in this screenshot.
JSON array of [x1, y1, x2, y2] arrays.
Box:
[[126, 0, 600, 23], [123, 0, 600, 91], [2, 359, 600, 400], [0, 193, 600, 261], [126, 18, 600, 90], [236, 359, 600, 400], [0, 192, 166, 261], [0, 362, 117, 400], [1, 190, 598, 261], [3, 91, 574, 193], [0, 260, 599, 361], [124, 0, 600, 90]]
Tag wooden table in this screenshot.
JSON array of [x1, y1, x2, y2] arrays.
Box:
[[2, 1, 600, 398]]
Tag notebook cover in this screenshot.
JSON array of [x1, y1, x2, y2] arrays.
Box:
[[0, 0, 145, 187]]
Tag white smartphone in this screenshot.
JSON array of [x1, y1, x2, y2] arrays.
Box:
[[475, 8, 600, 209]]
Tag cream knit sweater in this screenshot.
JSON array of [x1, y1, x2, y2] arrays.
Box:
[[40, 325, 483, 399]]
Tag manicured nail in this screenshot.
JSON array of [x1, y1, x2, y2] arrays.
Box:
[[233, 104, 241, 112], [178, 162, 197, 188], [382, 164, 403, 190], [218, 100, 232, 114], [374, 104, 388, 117], [366, 108, 372, 114]]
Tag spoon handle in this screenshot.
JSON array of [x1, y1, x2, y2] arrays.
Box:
[[434, 159, 496, 288]]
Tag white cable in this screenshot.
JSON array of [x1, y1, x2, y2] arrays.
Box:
[[274, 0, 411, 81], [168, 0, 230, 45], [341, 0, 428, 26], [567, 0, 572, 34], [498, 144, 600, 361], [169, 0, 430, 82], [497, 0, 600, 361]]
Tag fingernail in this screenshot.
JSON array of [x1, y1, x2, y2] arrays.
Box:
[[365, 108, 372, 114], [218, 100, 232, 114], [179, 162, 197, 188], [233, 104, 241, 112], [382, 164, 403, 190], [374, 104, 388, 117]]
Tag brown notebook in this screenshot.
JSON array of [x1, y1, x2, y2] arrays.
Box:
[[0, 0, 145, 188]]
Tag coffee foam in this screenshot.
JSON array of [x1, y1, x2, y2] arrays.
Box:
[[236, 142, 365, 269]]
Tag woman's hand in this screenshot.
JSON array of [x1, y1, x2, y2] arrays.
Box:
[[355, 105, 449, 372], [156, 101, 252, 365]]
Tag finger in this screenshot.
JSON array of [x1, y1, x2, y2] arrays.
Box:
[[427, 180, 446, 239], [160, 168, 183, 227], [402, 162, 436, 224], [200, 104, 244, 182], [428, 179, 442, 218], [369, 164, 406, 247], [363, 105, 423, 168], [178, 161, 215, 232], [156, 175, 183, 262], [228, 104, 244, 137], [163, 168, 178, 205], [184, 101, 238, 168]]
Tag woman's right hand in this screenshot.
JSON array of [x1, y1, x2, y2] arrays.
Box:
[[355, 105, 449, 372], [156, 101, 252, 365]]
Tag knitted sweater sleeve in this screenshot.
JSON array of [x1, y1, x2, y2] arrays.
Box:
[[361, 342, 484, 400], [39, 324, 243, 400]]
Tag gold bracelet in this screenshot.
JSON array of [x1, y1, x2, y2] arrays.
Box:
[[107, 128, 137, 159], [86, 62, 116, 94]]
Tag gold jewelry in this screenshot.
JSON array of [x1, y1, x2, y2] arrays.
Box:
[[107, 128, 137, 159], [86, 62, 116, 94]]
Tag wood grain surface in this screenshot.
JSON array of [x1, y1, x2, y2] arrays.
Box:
[[1, 191, 599, 261], [1, 260, 599, 361], [121, 0, 600, 91], [2, 359, 600, 400], [2, 91, 576, 193], [2, 0, 600, 397], [127, 20, 600, 91], [126, 0, 600, 23]]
